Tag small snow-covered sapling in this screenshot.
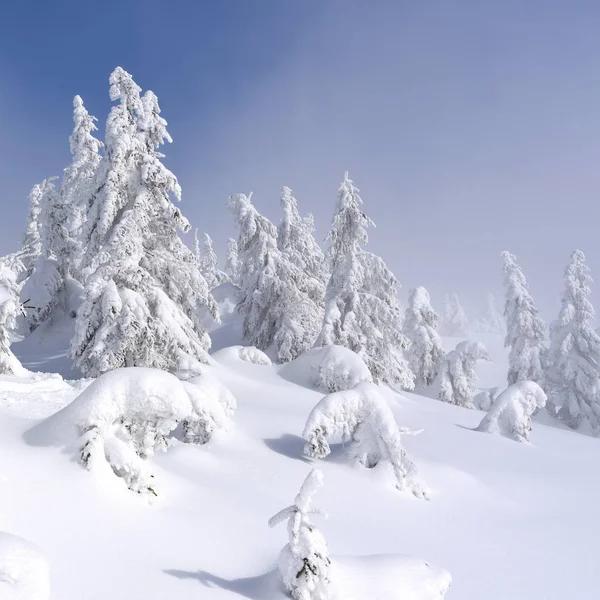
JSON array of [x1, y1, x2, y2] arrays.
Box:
[[269, 469, 332, 600]]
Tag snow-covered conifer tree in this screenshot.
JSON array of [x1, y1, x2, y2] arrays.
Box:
[[0, 264, 25, 375], [196, 231, 226, 290], [545, 250, 600, 434], [318, 173, 413, 390], [269, 469, 331, 600], [501, 251, 546, 387], [273, 186, 326, 358], [60, 95, 104, 278], [440, 293, 470, 337], [404, 286, 444, 388], [438, 341, 489, 408], [20, 177, 64, 331], [474, 293, 506, 334], [72, 67, 217, 376], [229, 192, 313, 362], [224, 238, 240, 285]]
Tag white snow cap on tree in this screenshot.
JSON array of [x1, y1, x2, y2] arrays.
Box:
[[72, 67, 217, 377], [501, 251, 546, 387], [477, 380, 547, 442], [404, 286, 444, 388], [228, 192, 315, 363], [268, 469, 332, 600], [224, 238, 241, 285], [318, 172, 413, 390], [440, 293, 470, 337], [303, 382, 427, 498], [546, 250, 600, 435], [438, 341, 489, 408], [196, 230, 227, 290]]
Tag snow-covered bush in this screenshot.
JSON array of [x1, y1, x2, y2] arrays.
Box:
[[238, 345, 272, 365], [501, 251, 546, 386], [181, 372, 237, 444], [28, 367, 236, 495], [476, 381, 547, 442], [303, 382, 426, 498], [318, 173, 413, 390], [0, 531, 50, 600], [546, 250, 600, 434], [279, 345, 372, 392], [269, 469, 331, 600], [438, 341, 489, 408], [404, 286, 444, 388], [473, 387, 501, 412], [211, 344, 272, 366]]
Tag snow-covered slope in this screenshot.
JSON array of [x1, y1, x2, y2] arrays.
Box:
[[1, 333, 599, 599]]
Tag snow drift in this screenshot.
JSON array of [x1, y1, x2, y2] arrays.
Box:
[[279, 345, 372, 392]]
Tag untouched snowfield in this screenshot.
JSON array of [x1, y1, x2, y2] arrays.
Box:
[[1, 330, 599, 599]]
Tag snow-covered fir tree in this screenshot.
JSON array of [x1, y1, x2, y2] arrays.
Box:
[[20, 177, 64, 331], [72, 67, 217, 377], [440, 293, 470, 337], [21, 97, 104, 331], [0, 264, 25, 375], [276, 186, 326, 356], [318, 172, 413, 390], [473, 293, 506, 334], [224, 237, 240, 285], [438, 341, 489, 408], [404, 286, 444, 388], [21, 178, 56, 276], [229, 192, 316, 362], [501, 251, 546, 387], [269, 469, 331, 600], [195, 231, 227, 290], [545, 250, 600, 434], [60, 95, 104, 279]]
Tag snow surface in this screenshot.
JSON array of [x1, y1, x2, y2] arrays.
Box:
[[1, 331, 599, 599], [0, 531, 50, 600]]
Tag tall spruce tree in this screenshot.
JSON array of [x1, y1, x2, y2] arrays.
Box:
[[72, 67, 217, 376], [501, 251, 546, 386], [546, 250, 600, 434], [318, 172, 413, 390]]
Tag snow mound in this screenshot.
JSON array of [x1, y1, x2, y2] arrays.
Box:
[[303, 382, 427, 498], [212, 345, 272, 366], [25, 367, 236, 495], [0, 532, 50, 600], [477, 380, 547, 442], [332, 554, 451, 600], [279, 345, 372, 392]]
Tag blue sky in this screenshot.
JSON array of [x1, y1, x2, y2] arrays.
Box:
[[2, 1, 600, 318]]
